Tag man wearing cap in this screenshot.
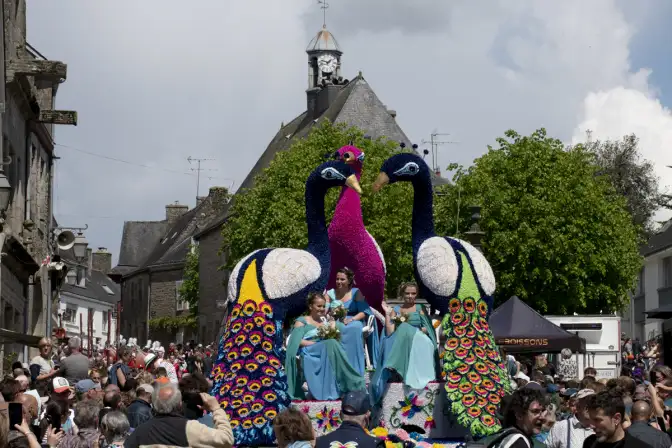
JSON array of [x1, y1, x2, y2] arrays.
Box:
[[75, 379, 102, 401], [545, 389, 595, 448], [127, 384, 154, 429], [51, 377, 75, 403], [316, 391, 384, 448]]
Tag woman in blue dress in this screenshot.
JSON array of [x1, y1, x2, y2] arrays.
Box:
[[371, 282, 438, 403], [325, 267, 380, 374], [286, 292, 366, 400]]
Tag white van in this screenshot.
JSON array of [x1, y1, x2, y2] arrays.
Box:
[[544, 315, 621, 379]]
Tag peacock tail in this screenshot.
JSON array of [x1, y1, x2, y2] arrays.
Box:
[[212, 260, 290, 446], [441, 250, 512, 437]]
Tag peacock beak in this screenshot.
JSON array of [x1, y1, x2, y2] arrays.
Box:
[[372, 172, 389, 193], [345, 174, 363, 195]]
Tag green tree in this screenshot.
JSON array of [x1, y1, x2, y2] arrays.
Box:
[[178, 245, 200, 317], [579, 133, 665, 233], [434, 129, 643, 314], [221, 121, 416, 296]]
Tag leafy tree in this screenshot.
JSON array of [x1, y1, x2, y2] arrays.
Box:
[[221, 121, 416, 296], [579, 132, 666, 233], [434, 129, 643, 314], [178, 245, 200, 317]]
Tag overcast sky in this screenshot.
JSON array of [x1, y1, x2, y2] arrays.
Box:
[[26, 0, 672, 265]]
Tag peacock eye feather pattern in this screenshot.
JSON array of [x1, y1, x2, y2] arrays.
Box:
[[212, 160, 360, 446], [376, 152, 511, 438]]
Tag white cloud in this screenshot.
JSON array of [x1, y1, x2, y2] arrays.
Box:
[[572, 85, 672, 223], [23, 0, 671, 262]]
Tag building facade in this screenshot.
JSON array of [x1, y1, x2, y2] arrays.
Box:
[[0, 0, 77, 366], [58, 248, 119, 351], [194, 24, 448, 344], [112, 188, 229, 347]]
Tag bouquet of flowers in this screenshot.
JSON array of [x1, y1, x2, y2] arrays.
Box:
[[331, 306, 347, 321], [392, 312, 409, 327], [317, 323, 341, 341]]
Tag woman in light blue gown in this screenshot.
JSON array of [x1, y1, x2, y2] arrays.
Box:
[[371, 282, 438, 404], [326, 268, 380, 375], [286, 292, 366, 400]]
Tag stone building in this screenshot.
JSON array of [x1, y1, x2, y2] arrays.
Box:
[[0, 0, 77, 365], [194, 25, 447, 344], [58, 247, 120, 351], [112, 188, 229, 346]]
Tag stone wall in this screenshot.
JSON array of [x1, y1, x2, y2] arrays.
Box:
[[197, 229, 227, 344], [120, 272, 150, 344], [149, 269, 183, 319]]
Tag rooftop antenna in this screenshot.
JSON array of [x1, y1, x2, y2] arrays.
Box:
[[421, 131, 457, 176], [187, 157, 217, 202], [318, 0, 329, 28]]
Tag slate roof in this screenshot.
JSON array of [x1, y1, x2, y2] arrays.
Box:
[[196, 74, 447, 239], [61, 269, 120, 305], [114, 221, 169, 272], [641, 219, 672, 257]]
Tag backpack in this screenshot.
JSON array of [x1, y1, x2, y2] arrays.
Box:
[[465, 428, 531, 448]]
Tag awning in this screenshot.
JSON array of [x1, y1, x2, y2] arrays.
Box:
[[645, 304, 672, 320], [0, 328, 42, 347], [489, 296, 585, 354]]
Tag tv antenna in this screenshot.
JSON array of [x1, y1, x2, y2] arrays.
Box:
[[318, 0, 329, 28], [421, 132, 457, 176], [187, 157, 217, 201]]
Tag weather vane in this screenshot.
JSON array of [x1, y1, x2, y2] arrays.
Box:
[[318, 0, 329, 28]]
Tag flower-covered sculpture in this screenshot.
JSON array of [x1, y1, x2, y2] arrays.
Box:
[[373, 151, 511, 437], [327, 145, 386, 311], [212, 160, 362, 446]]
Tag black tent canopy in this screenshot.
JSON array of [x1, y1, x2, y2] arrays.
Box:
[[489, 296, 585, 353]]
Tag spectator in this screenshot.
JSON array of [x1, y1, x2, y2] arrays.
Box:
[[144, 353, 178, 384], [15, 393, 39, 439], [179, 372, 213, 427], [545, 389, 595, 448], [124, 384, 233, 447], [500, 387, 546, 448], [30, 337, 57, 383], [58, 400, 102, 447], [627, 400, 670, 448], [584, 367, 597, 378], [75, 379, 103, 402], [315, 390, 384, 448], [59, 337, 90, 384], [108, 346, 132, 391], [126, 384, 153, 429], [99, 389, 123, 423], [39, 398, 75, 441], [582, 390, 648, 448], [2, 378, 22, 402], [101, 411, 130, 446], [273, 408, 315, 448]]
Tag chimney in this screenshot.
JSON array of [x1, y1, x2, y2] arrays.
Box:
[[166, 201, 189, 223], [196, 197, 207, 207], [87, 248, 93, 274], [92, 247, 112, 274]]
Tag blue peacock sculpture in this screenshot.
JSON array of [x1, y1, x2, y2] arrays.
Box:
[[373, 150, 511, 437], [212, 160, 362, 446]]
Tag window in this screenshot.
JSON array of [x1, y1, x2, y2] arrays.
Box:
[[102, 311, 109, 332], [634, 268, 645, 296], [102, 285, 114, 295], [176, 280, 189, 311], [664, 257, 672, 288], [62, 307, 77, 324]]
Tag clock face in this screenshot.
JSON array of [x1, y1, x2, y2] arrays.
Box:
[[318, 54, 337, 74]]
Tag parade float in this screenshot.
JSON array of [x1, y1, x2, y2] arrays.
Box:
[[212, 146, 510, 447]]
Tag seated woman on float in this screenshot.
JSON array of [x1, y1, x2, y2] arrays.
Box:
[[285, 292, 366, 400], [371, 282, 438, 402], [325, 267, 380, 374]]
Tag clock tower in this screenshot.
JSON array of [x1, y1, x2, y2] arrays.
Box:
[[306, 25, 343, 89]]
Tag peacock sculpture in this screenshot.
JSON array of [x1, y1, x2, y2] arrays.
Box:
[[373, 151, 511, 437], [212, 160, 362, 446], [327, 144, 386, 311]]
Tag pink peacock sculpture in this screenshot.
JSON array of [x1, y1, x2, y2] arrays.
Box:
[[327, 145, 386, 312]]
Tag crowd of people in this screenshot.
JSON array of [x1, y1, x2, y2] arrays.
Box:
[[0, 336, 230, 447]]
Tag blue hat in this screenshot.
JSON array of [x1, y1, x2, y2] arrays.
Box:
[[341, 390, 371, 416], [75, 379, 101, 394]]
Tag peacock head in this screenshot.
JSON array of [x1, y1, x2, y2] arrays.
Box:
[[373, 151, 429, 192], [311, 160, 362, 195], [334, 145, 365, 169]]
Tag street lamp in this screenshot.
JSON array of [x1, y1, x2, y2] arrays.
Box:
[[464, 205, 486, 252], [72, 232, 88, 259]]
